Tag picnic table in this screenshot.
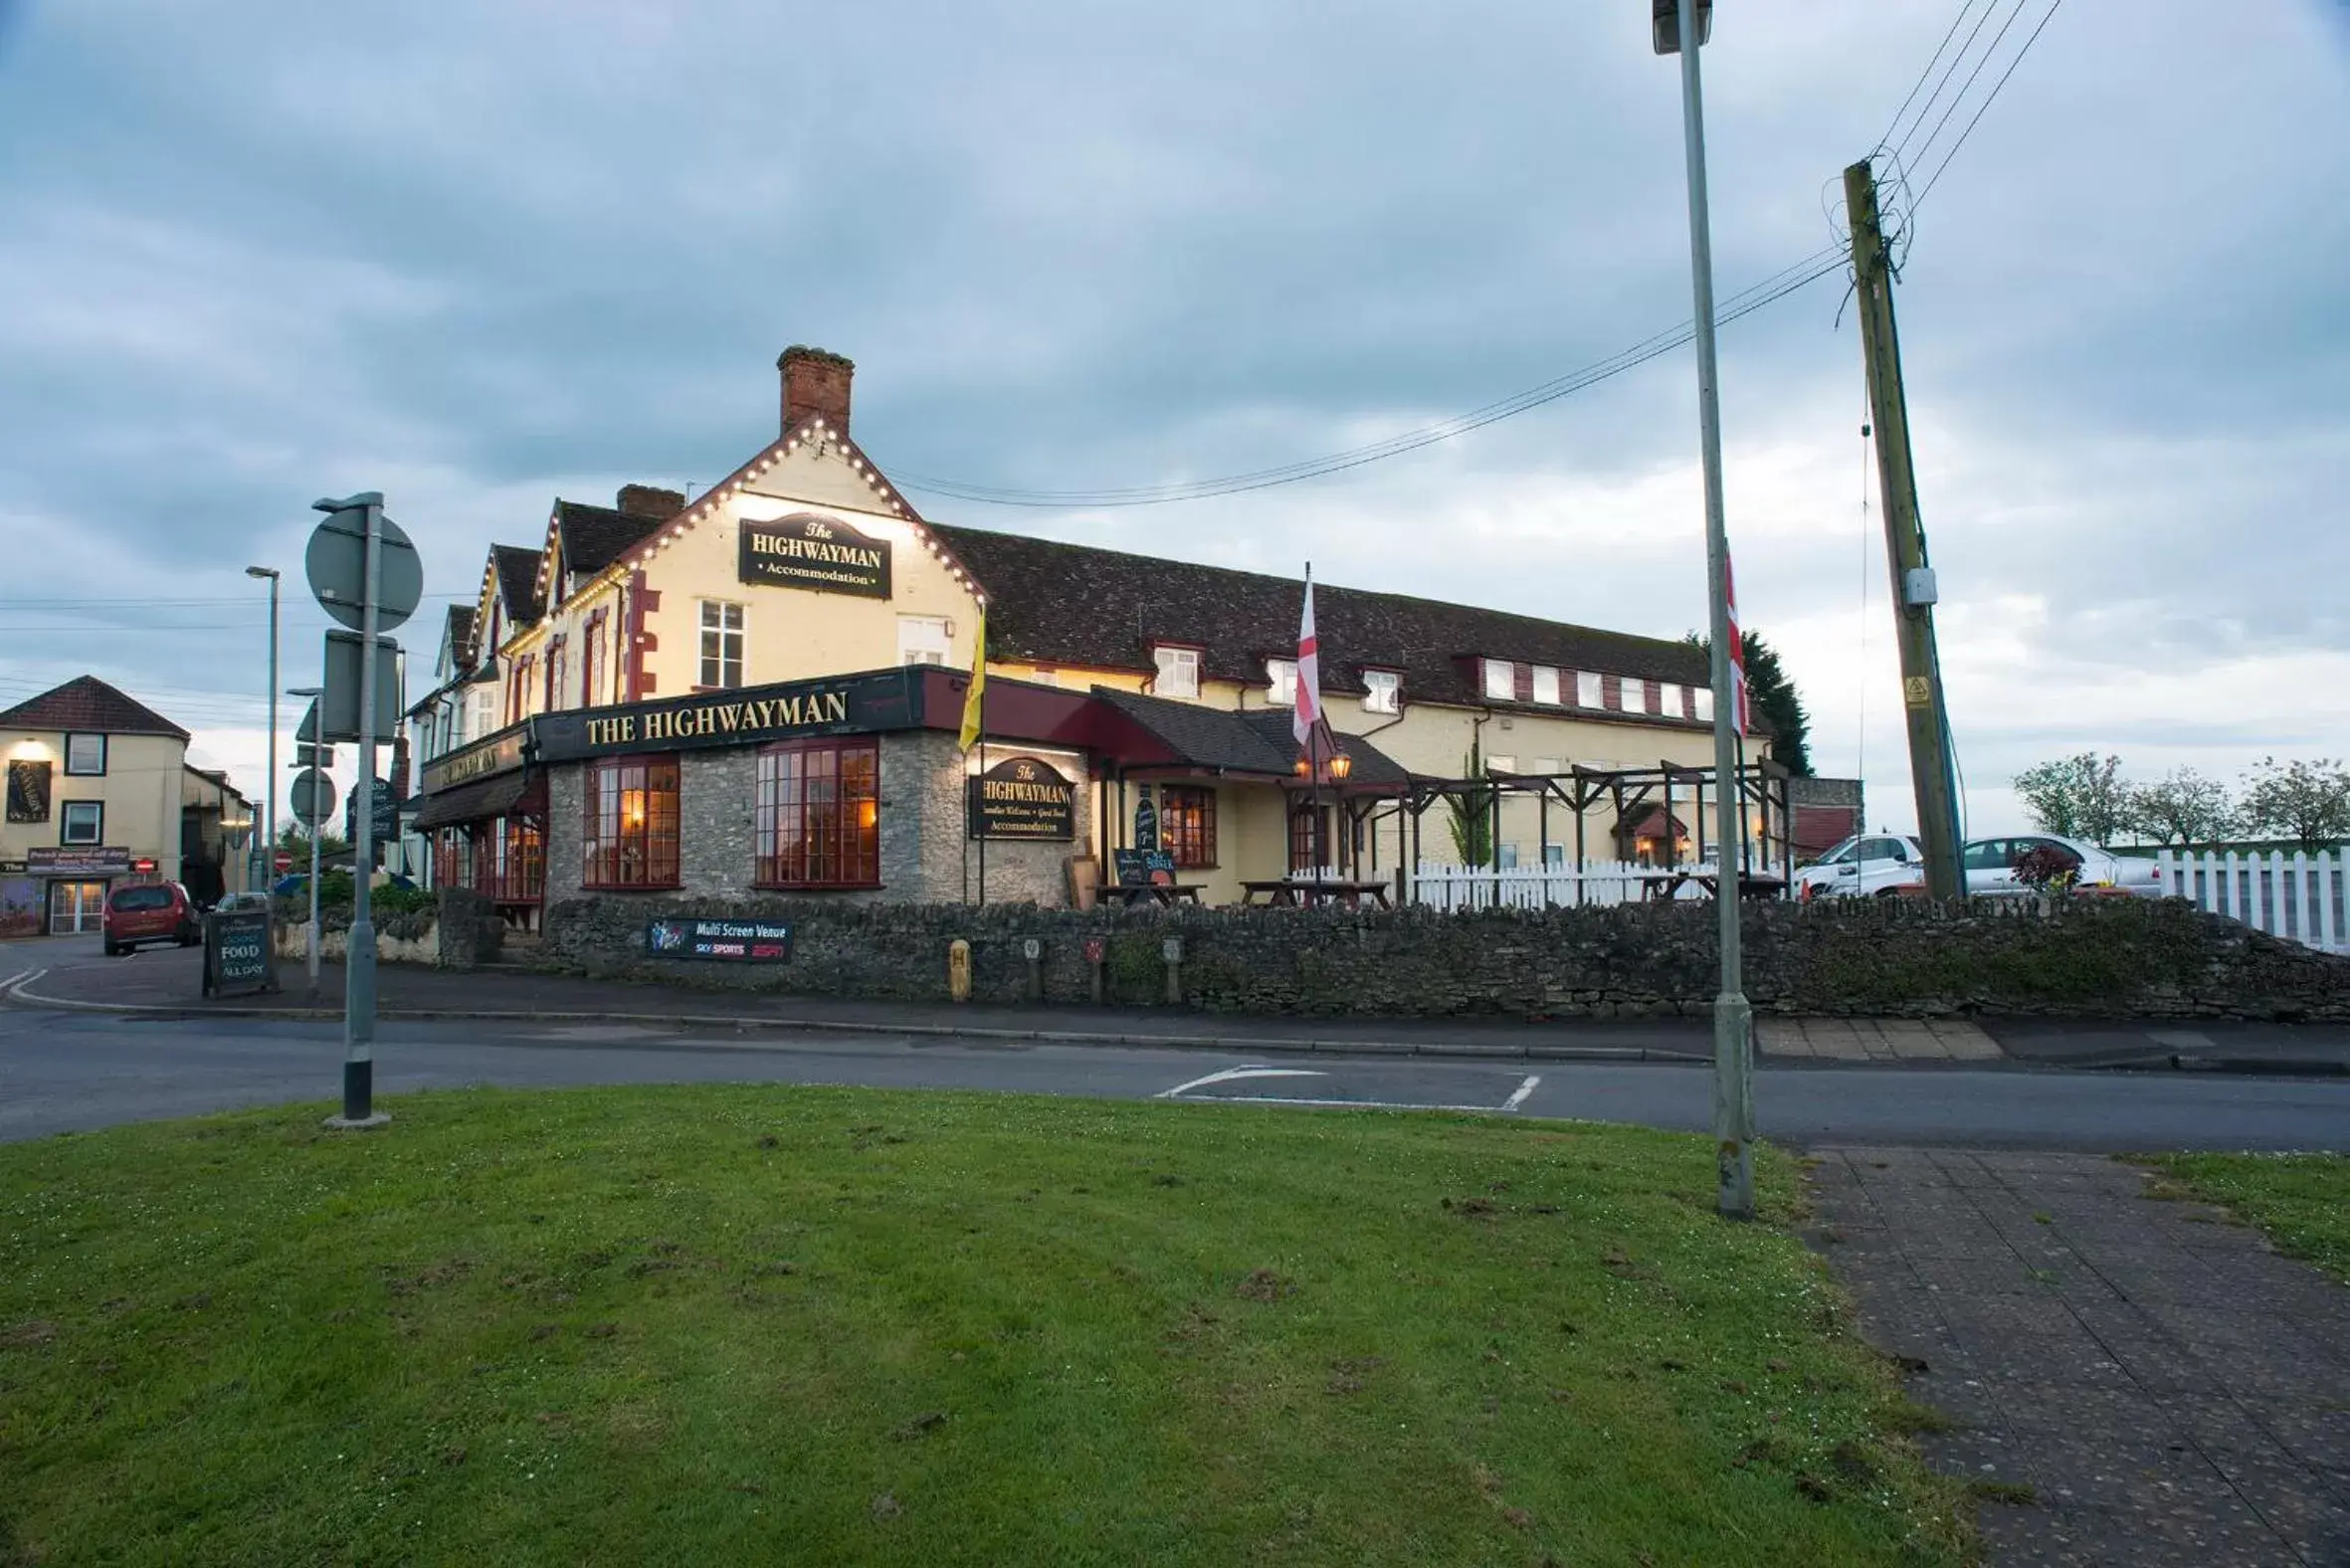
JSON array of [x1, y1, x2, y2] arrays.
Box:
[[1240, 878, 1395, 909], [1095, 882, 1206, 908], [1640, 869, 1790, 903]]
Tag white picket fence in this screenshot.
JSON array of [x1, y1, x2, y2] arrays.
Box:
[[1407, 856, 1774, 911], [2155, 848, 2350, 954]]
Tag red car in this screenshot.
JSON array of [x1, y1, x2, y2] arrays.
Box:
[[102, 882, 201, 956]]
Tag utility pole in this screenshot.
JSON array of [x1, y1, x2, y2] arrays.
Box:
[[1845, 157, 1965, 901]]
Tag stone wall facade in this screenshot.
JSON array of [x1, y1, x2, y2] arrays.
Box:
[[540, 731, 1092, 912], [538, 893, 2350, 1023]]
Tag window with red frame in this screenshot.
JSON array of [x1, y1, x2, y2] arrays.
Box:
[[1160, 785, 1217, 869], [755, 739, 880, 888], [583, 755, 680, 887], [582, 611, 606, 706], [545, 636, 567, 712]]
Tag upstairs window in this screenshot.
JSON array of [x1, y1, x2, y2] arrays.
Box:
[[1531, 667, 1561, 705], [1486, 754, 1517, 775], [1266, 658, 1297, 706], [1153, 645, 1201, 699], [1481, 659, 1514, 701], [64, 733, 105, 776], [1619, 678, 1648, 714], [61, 800, 103, 845], [699, 599, 745, 689], [1692, 686, 1715, 722], [1361, 669, 1401, 714], [1576, 670, 1604, 707], [897, 615, 952, 667]]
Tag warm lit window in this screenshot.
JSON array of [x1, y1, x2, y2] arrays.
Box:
[[1160, 785, 1217, 869], [61, 800, 103, 845], [1154, 646, 1201, 699], [63, 733, 105, 776], [1266, 659, 1297, 706], [897, 616, 951, 667], [1576, 670, 1604, 707], [583, 755, 680, 887], [1481, 660, 1514, 701], [756, 740, 880, 887], [1531, 667, 1560, 705], [1619, 678, 1648, 714], [1361, 670, 1401, 714], [698, 599, 745, 689]]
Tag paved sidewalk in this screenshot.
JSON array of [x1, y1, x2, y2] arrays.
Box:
[[1809, 1148, 2350, 1564], [1759, 1017, 2002, 1062]]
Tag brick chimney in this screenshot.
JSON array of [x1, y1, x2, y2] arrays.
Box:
[[615, 484, 685, 518], [778, 345, 854, 436]]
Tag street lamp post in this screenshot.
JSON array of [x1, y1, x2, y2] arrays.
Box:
[[1654, 0, 1755, 1220], [288, 683, 323, 993], [245, 566, 281, 895]]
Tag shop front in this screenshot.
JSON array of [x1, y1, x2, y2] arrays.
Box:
[[25, 846, 134, 934], [412, 726, 547, 929]]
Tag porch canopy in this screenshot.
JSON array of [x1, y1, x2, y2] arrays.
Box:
[[1384, 755, 1795, 893]]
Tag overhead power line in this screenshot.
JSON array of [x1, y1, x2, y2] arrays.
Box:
[[894, 246, 1849, 509], [1913, 0, 2065, 206], [1876, 0, 1990, 155]]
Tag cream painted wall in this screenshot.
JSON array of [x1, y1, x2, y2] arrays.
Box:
[[1, 730, 190, 880]]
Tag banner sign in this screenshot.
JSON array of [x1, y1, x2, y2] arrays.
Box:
[[647, 916, 793, 963], [203, 909, 277, 998], [27, 846, 131, 876], [967, 755, 1076, 841], [533, 668, 919, 763], [5, 759, 51, 824], [419, 726, 528, 794], [738, 512, 891, 600]]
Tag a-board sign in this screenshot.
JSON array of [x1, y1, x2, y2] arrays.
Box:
[[1111, 849, 1176, 886], [738, 512, 891, 600], [646, 916, 792, 963], [203, 909, 277, 998], [967, 755, 1076, 841]]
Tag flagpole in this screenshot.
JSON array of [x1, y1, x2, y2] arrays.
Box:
[[976, 684, 987, 907]]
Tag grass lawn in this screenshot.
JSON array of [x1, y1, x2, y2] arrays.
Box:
[[2144, 1151, 2350, 1284], [0, 1088, 1965, 1566]]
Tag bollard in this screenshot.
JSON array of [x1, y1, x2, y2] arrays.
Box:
[[1161, 934, 1183, 1005], [1022, 936, 1043, 1003], [1084, 936, 1106, 1005], [948, 938, 972, 1003]]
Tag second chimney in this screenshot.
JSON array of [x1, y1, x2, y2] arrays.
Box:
[[779, 345, 854, 436], [616, 484, 685, 518]]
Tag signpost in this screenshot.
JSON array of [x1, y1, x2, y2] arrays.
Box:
[[305, 491, 420, 1131]]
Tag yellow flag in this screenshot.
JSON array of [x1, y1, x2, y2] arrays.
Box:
[[958, 609, 986, 752]]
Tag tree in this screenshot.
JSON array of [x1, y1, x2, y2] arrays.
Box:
[[2012, 753, 2130, 845], [2239, 757, 2350, 852], [2126, 768, 2237, 847], [1682, 631, 1812, 777], [1446, 743, 1495, 867]]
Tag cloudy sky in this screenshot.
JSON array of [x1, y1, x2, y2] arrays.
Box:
[[2, 0, 2345, 839]]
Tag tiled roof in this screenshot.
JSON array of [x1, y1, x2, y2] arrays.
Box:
[[1089, 686, 1408, 784], [0, 676, 190, 740], [929, 523, 1710, 710], [445, 605, 479, 671], [490, 544, 545, 626], [554, 500, 666, 579]]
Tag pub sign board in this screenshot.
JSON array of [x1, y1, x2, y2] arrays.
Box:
[[647, 916, 792, 963], [967, 755, 1077, 841], [420, 725, 528, 794], [534, 668, 920, 763], [739, 512, 891, 600], [203, 909, 277, 998], [28, 846, 131, 876]]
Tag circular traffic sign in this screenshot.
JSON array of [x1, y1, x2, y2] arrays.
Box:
[[274, 850, 295, 873], [290, 768, 336, 828], [305, 500, 423, 633]]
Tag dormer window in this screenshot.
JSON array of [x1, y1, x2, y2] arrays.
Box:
[[1266, 659, 1297, 706], [1154, 645, 1201, 699], [1361, 670, 1401, 714], [1531, 666, 1561, 705], [1481, 659, 1514, 701], [1620, 678, 1648, 714], [1577, 670, 1604, 707]]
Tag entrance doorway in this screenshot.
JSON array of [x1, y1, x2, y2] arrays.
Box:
[[46, 880, 107, 935]]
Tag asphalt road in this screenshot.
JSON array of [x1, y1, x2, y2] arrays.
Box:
[[3, 1000, 2346, 1152]]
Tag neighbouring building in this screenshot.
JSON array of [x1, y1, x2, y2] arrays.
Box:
[[1788, 776, 1865, 862], [1, 677, 255, 937], [404, 347, 1789, 925]]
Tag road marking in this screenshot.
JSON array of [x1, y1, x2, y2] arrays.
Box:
[[1158, 1065, 1325, 1098], [1, 968, 48, 1003], [1196, 1094, 1535, 1113], [1502, 1075, 1541, 1112], [0, 969, 29, 993]]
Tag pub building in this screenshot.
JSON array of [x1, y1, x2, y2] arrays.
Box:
[[406, 347, 1779, 920]]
